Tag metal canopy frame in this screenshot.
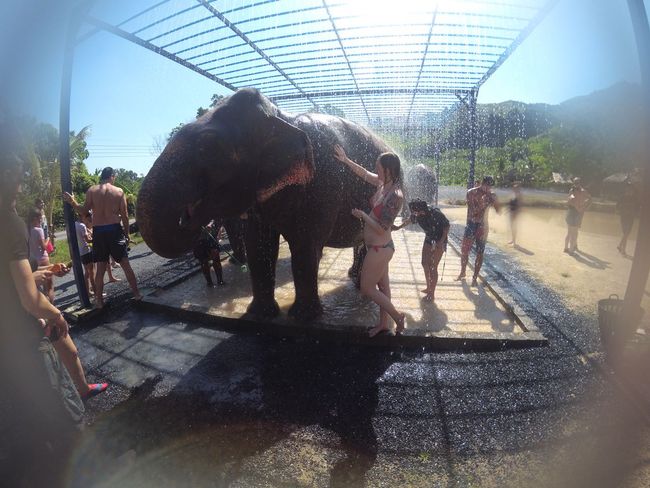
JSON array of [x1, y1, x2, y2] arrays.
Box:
[[61, 0, 650, 349], [80, 0, 559, 128]]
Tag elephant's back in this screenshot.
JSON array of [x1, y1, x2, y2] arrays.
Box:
[[281, 113, 392, 247], [291, 113, 386, 202]]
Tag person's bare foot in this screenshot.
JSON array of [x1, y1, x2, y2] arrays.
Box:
[[368, 325, 389, 338], [455, 273, 466, 281], [395, 313, 406, 335], [471, 277, 478, 286], [420, 288, 431, 294], [107, 277, 122, 283], [133, 294, 143, 301]]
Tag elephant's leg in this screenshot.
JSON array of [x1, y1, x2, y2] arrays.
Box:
[[348, 242, 366, 289], [223, 218, 247, 264], [245, 212, 280, 318], [287, 239, 323, 321]]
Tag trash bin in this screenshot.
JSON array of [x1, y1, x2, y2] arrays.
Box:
[[598, 294, 644, 356]]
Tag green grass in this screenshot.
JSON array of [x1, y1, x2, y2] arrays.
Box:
[[49, 232, 145, 266]]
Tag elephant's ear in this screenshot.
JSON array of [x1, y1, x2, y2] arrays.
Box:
[[256, 116, 315, 203]]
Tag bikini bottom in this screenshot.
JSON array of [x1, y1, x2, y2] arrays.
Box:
[[366, 240, 395, 253]]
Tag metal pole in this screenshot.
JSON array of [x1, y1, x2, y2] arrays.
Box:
[[623, 0, 650, 333], [468, 88, 478, 189], [60, 5, 91, 308], [434, 142, 441, 207]]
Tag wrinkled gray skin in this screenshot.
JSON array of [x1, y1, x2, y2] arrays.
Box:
[[137, 88, 392, 321]]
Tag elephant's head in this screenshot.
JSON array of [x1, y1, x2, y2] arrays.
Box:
[[137, 88, 314, 258]]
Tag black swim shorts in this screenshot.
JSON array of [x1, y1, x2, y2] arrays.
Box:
[[92, 223, 128, 263]]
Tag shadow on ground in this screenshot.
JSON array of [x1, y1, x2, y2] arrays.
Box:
[[71, 329, 395, 487]]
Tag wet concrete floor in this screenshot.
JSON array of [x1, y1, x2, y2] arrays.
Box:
[[47, 196, 648, 487], [142, 228, 544, 348], [68, 301, 648, 488]]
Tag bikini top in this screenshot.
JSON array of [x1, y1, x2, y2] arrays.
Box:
[[369, 184, 401, 230]]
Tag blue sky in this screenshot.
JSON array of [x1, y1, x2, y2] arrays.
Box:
[[1, 0, 645, 176]]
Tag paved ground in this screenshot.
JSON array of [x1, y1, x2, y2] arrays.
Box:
[[68, 301, 649, 487], [141, 228, 543, 349], [54, 244, 198, 312], [49, 187, 649, 487], [49, 212, 650, 488]]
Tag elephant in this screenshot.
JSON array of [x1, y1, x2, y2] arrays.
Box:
[[405, 163, 437, 205], [221, 217, 247, 265], [137, 88, 394, 321]]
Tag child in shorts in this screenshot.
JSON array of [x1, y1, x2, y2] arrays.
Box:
[[194, 221, 225, 287], [75, 211, 95, 296]]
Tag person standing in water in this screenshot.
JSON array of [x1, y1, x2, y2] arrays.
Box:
[[394, 199, 450, 302], [616, 180, 639, 256], [563, 177, 591, 255], [456, 176, 501, 286], [507, 182, 522, 247], [334, 145, 406, 337]]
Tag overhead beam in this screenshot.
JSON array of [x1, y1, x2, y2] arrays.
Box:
[[272, 88, 469, 102], [322, 0, 370, 123], [405, 5, 439, 126], [196, 0, 319, 110], [84, 15, 238, 91]]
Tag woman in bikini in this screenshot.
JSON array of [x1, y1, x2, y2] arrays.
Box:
[[334, 145, 405, 337]]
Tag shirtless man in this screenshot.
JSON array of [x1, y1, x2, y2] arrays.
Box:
[[456, 176, 501, 286], [64, 167, 142, 307], [564, 177, 591, 255]]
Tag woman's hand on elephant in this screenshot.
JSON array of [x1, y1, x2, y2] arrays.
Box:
[[333, 145, 348, 164], [351, 208, 366, 220]]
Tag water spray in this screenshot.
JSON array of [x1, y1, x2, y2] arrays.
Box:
[[440, 248, 447, 281], [202, 225, 248, 273]]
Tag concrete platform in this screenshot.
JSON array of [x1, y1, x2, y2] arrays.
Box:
[[140, 228, 547, 350]]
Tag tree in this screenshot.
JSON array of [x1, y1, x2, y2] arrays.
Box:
[[167, 123, 185, 142], [169, 93, 227, 141], [10, 118, 92, 229], [195, 93, 226, 119]]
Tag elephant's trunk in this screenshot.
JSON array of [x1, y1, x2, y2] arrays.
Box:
[[137, 153, 201, 258]]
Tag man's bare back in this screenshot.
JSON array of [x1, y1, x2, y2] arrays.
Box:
[[85, 183, 126, 226], [63, 167, 141, 305]]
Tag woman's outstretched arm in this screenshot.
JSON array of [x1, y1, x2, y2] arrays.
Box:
[[333, 145, 380, 186]]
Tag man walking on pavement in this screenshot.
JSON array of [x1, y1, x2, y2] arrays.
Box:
[[64, 167, 142, 308], [456, 176, 501, 286]]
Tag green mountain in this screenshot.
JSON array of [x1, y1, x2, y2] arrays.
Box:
[[392, 82, 645, 186]]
